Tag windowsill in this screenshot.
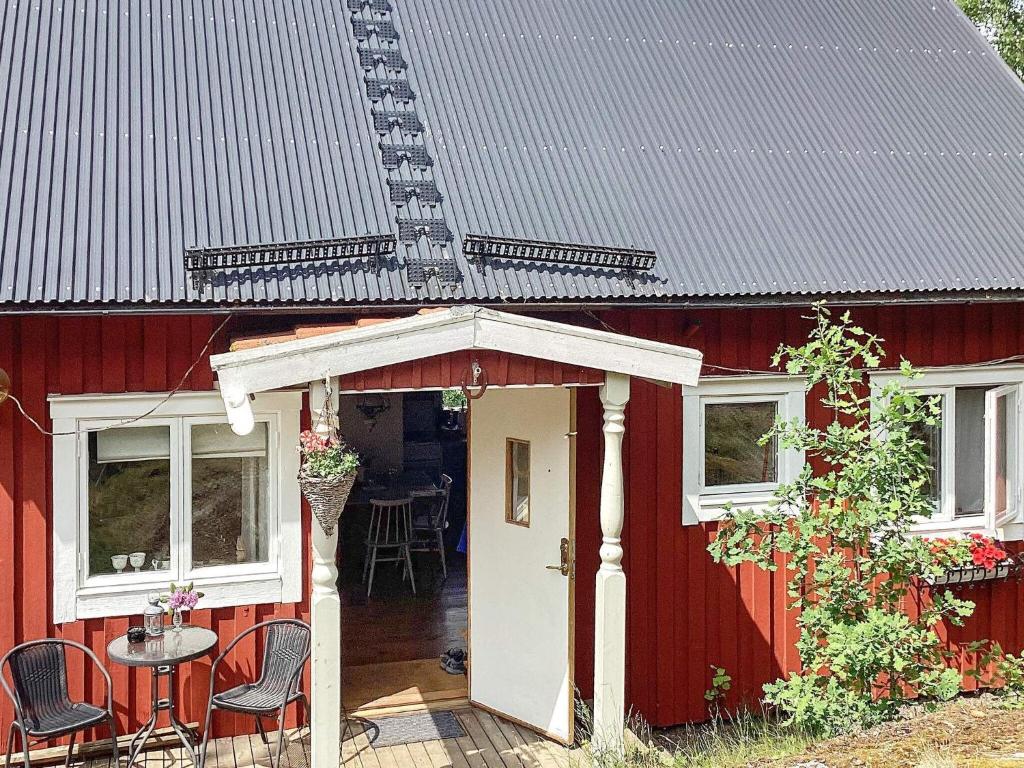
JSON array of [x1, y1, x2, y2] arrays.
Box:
[[72, 571, 295, 621], [686, 488, 782, 523], [910, 513, 1016, 540]]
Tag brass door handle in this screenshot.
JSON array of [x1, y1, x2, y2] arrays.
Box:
[[546, 537, 572, 577]]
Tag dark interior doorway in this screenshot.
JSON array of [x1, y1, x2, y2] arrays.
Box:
[[335, 389, 469, 713]]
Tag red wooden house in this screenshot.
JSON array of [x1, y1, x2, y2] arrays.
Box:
[[3, 0, 1024, 764]]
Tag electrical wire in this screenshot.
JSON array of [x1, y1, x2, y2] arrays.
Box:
[[6, 310, 1024, 432], [5, 315, 232, 437], [583, 307, 1024, 376]]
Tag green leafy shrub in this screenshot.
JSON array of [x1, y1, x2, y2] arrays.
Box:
[[708, 304, 976, 736], [704, 666, 733, 717]]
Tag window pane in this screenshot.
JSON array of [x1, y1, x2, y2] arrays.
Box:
[[191, 423, 270, 568], [87, 427, 171, 577], [994, 389, 1017, 519], [909, 412, 942, 508], [704, 402, 778, 487], [505, 439, 530, 525], [954, 388, 987, 518]]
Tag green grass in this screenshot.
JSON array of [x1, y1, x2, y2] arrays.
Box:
[[663, 712, 813, 768], [577, 706, 813, 768]]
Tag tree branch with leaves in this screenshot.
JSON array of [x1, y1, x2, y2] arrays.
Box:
[[708, 304, 976, 735]]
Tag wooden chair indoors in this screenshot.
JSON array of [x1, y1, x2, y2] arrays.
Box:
[[411, 474, 453, 579]]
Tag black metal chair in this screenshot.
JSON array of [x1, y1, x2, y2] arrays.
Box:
[[198, 619, 310, 768], [1, 639, 118, 768]]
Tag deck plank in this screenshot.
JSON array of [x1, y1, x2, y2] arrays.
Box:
[[509, 726, 568, 768], [422, 738, 469, 768], [109, 708, 569, 768], [455, 711, 517, 768], [470, 712, 525, 768], [451, 712, 503, 768], [488, 720, 541, 768], [404, 742, 435, 768]]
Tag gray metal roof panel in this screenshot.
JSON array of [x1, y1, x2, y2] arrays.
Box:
[[2, 0, 1024, 306]]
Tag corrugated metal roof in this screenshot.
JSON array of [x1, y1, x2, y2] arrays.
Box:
[[2, 0, 1024, 306]]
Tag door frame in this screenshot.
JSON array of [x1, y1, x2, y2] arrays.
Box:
[[466, 385, 578, 744]]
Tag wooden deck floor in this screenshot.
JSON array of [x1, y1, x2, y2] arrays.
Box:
[[89, 708, 572, 768]]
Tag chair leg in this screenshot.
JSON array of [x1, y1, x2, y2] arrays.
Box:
[[256, 717, 269, 745], [63, 731, 76, 768], [4, 723, 16, 768], [366, 546, 379, 599], [197, 702, 217, 768], [437, 530, 447, 580], [299, 694, 311, 731], [272, 705, 288, 768], [108, 716, 119, 767], [404, 545, 417, 595], [18, 726, 30, 768], [361, 541, 372, 585]]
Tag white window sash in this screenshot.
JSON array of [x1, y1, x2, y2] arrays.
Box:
[[871, 365, 1024, 540], [182, 414, 281, 581], [683, 375, 805, 525], [698, 392, 785, 496], [985, 383, 1023, 531], [76, 416, 181, 590], [50, 391, 302, 623]]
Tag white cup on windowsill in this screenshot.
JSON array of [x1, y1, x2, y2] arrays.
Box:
[[111, 554, 128, 574], [129, 552, 146, 572]]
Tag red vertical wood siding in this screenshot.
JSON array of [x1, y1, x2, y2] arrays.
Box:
[[573, 302, 1024, 726], [0, 315, 312, 747], [3, 303, 1024, 743]]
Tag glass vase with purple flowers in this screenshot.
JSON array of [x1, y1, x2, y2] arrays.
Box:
[[161, 582, 203, 631]]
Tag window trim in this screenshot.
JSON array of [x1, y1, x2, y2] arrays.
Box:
[[683, 375, 805, 525], [504, 437, 531, 527], [50, 390, 303, 623], [870, 364, 1024, 540]]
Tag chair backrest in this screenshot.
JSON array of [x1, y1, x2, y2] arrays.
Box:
[[432, 474, 453, 530], [1, 640, 73, 724], [368, 498, 413, 545], [254, 621, 311, 702]]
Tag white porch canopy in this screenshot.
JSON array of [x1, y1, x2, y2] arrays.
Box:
[[208, 305, 701, 761]]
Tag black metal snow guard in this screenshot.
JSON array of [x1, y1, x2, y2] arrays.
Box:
[[922, 552, 1024, 588], [463, 234, 656, 272], [184, 234, 397, 290]]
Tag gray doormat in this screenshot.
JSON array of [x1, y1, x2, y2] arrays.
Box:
[[366, 711, 466, 748]]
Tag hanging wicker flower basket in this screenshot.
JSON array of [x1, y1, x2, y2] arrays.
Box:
[[299, 469, 357, 537], [299, 383, 360, 536]]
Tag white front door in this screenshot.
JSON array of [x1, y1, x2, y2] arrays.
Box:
[[468, 386, 575, 743]]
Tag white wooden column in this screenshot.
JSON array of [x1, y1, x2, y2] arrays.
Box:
[[309, 379, 342, 768], [592, 372, 630, 754]]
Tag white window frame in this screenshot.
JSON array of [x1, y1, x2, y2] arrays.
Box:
[[49, 390, 303, 623], [870, 364, 1024, 541], [683, 375, 805, 524]]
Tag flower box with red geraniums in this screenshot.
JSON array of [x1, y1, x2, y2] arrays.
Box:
[[924, 533, 1016, 587]]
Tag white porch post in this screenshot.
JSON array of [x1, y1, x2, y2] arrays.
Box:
[[309, 379, 342, 768], [592, 372, 630, 753]]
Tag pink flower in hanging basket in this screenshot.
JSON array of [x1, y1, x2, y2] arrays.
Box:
[[298, 429, 359, 478]]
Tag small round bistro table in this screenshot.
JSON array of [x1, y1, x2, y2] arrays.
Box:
[[108, 626, 218, 767]]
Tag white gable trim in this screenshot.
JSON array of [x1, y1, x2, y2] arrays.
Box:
[[210, 306, 702, 433]]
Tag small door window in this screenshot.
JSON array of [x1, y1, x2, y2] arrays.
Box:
[[505, 438, 531, 526]]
